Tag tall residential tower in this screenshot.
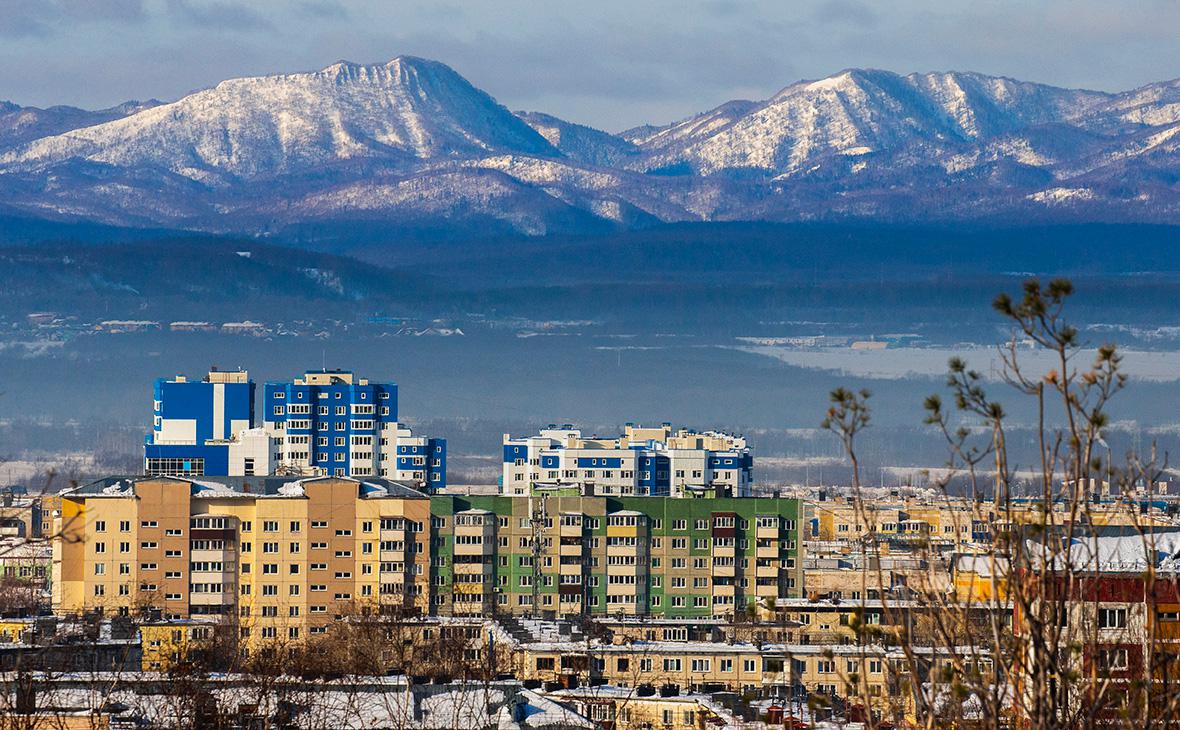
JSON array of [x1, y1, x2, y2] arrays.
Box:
[[263, 369, 446, 489]]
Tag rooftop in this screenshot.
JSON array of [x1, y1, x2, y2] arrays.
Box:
[[65, 475, 428, 500]]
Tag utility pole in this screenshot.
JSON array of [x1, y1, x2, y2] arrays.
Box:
[[529, 493, 547, 619]]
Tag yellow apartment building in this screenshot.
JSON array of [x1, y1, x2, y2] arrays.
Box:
[[53, 475, 431, 647]]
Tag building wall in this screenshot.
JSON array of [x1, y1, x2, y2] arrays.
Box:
[[53, 478, 432, 649], [502, 426, 752, 498], [429, 495, 803, 619], [53, 482, 802, 643], [145, 371, 254, 477]]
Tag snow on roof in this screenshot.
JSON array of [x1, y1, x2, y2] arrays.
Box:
[[189, 479, 241, 496], [1031, 530, 1180, 573], [0, 676, 581, 730], [517, 689, 596, 729], [278, 481, 307, 497], [955, 553, 1010, 578], [100, 480, 134, 496]]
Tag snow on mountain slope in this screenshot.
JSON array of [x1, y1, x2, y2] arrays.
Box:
[[0, 61, 1178, 234], [905, 72, 1108, 138], [0, 100, 158, 152], [622, 100, 759, 150], [1, 57, 557, 182], [1089, 79, 1180, 129], [516, 111, 639, 168], [632, 69, 1111, 177]]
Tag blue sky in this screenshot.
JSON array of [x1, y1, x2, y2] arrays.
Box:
[[1, 0, 1177, 131]]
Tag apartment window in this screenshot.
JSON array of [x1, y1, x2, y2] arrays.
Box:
[[1099, 648, 1129, 671], [263, 521, 279, 532], [1099, 608, 1128, 629], [94, 520, 107, 532]]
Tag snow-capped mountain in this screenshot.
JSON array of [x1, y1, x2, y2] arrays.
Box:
[[0, 58, 1178, 236], [0, 99, 159, 152]]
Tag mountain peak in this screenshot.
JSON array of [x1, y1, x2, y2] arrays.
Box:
[[1, 62, 1178, 232], [4, 54, 556, 180]]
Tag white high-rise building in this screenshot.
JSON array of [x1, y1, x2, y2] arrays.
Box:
[[501, 423, 753, 497]]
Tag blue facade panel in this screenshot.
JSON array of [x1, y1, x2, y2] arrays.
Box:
[[153, 378, 253, 444], [428, 438, 447, 491], [146, 373, 254, 476], [143, 443, 230, 476], [263, 372, 397, 475], [576, 457, 622, 468]]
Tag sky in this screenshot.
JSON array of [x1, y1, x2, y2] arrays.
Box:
[[0, 0, 1178, 132]]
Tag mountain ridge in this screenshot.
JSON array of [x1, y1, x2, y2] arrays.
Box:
[[1, 57, 1178, 237]]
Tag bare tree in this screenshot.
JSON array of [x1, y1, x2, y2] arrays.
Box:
[[824, 278, 1180, 728]]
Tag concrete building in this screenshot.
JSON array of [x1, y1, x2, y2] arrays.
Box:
[[144, 368, 446, 489], [143, 369, 258, 477], [501, 424, 752, 498], [264, 369, 446, 489], [430, 493, 802, 620], [51, 477, 803, 643]]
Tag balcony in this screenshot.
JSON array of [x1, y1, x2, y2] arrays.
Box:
[[712, 563, 736, 578], [755, 545, 779, 560], [453, 539, 492, 557], [558, 541, 585, 558]]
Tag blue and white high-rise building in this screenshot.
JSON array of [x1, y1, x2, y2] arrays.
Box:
[[501, 423, 752, 497], [263, 369, 446, 490], [144, 369, 265, 476]]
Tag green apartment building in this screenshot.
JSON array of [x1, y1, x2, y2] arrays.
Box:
[[428, 495, 803, 619]]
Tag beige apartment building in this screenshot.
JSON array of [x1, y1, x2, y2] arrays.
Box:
[[53, 475, 431, 645]]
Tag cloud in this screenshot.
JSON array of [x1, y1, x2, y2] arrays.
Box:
[[811, 0, 879, 28], [166, 0, 273, 31], [297, 0, 348, 19], [0, 0, 146, 38], [57, 0, 146, 22]]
